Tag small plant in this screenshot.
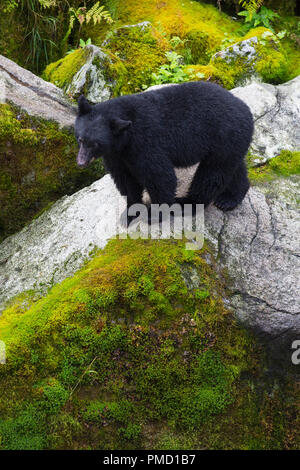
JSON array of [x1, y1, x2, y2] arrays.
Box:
[[61, 2, 113, 50], [66, 38, 92, 55], [150, 51, 189, 86], [169, 36, 187, 49], [258, 30, 286, 46], [118, 423, 141, 441], [79, 38, 92, 48], [238, 6, 280, 33]]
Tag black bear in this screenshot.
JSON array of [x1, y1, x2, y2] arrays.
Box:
[[75, 81, 253, 213]]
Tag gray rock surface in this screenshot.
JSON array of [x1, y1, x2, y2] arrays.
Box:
[[0, 175, 122, 305], [212, 36, 259, 64], [204, 178, 300, 327], [232, 76, 300, 162], [0, 54, 76, 128]]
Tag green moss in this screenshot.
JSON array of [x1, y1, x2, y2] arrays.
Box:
[[113, 0, 239, 43], [243, 26, 275, 40], [42, 48, 90, 92], [212, 54, 255, 89], [0, 237, 298, 449], [248, 150, 300, 183], [182, 29, 211, 65], [207, 28, 290, 89], [0, 104, 104, 241], [103, 24, 167, 94], [255, 40, 289, 84], [86, 0, 243, 93], [184, 64, 224, 85]]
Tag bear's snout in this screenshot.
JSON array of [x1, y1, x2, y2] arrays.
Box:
[[77, 144, 92, 168]]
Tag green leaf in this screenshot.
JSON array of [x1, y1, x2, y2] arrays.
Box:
[[277, 31, 286, 39]]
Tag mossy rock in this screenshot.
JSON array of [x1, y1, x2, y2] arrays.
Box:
[[0, 238, 299, 450], [181, 29, 211, 65], [43, 46, 114, 103], [0, 104, 104, 241], [184, 64, 225, 86], [248, 150, 300, 183], [102, 23, 168, 95], [209, 32, 289, 88], [112, 0, 239, 45], [254, 43, 289, 84], [43, 48, 90, 91]]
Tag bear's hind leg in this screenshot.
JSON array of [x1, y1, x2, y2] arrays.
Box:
[[214, 161, 250, 211], [176, 161, 230, 207]]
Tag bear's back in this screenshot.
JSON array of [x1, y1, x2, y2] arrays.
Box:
[[93, 81, 253, 167]]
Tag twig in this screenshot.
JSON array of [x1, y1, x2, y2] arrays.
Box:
[[69, 356, 98, 399]]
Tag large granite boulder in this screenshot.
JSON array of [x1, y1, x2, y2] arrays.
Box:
[[232, 76, 300, 162], [0, 54, 76, 128]]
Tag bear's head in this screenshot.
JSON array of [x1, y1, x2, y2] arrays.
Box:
[[75, 95, 132, 168]]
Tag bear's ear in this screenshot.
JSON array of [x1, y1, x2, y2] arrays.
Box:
[[110, 118, 132, 135], [78, 95, 92, 116]]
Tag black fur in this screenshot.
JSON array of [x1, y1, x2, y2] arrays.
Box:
[[75, 82, 253, 211]]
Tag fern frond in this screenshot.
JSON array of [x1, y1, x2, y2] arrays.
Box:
[[85, 2, 113, 25]]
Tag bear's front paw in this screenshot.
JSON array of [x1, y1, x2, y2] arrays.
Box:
[[214, 193, 240, 212]]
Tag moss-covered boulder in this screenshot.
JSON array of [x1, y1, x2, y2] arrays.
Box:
[[208, 30, 289, 88], [101, 22, 168, 95], [0, 104, 104, 241], [0, 238, 299, 450], [43, 23, 168, 97], [43, 45, 114, 103]]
